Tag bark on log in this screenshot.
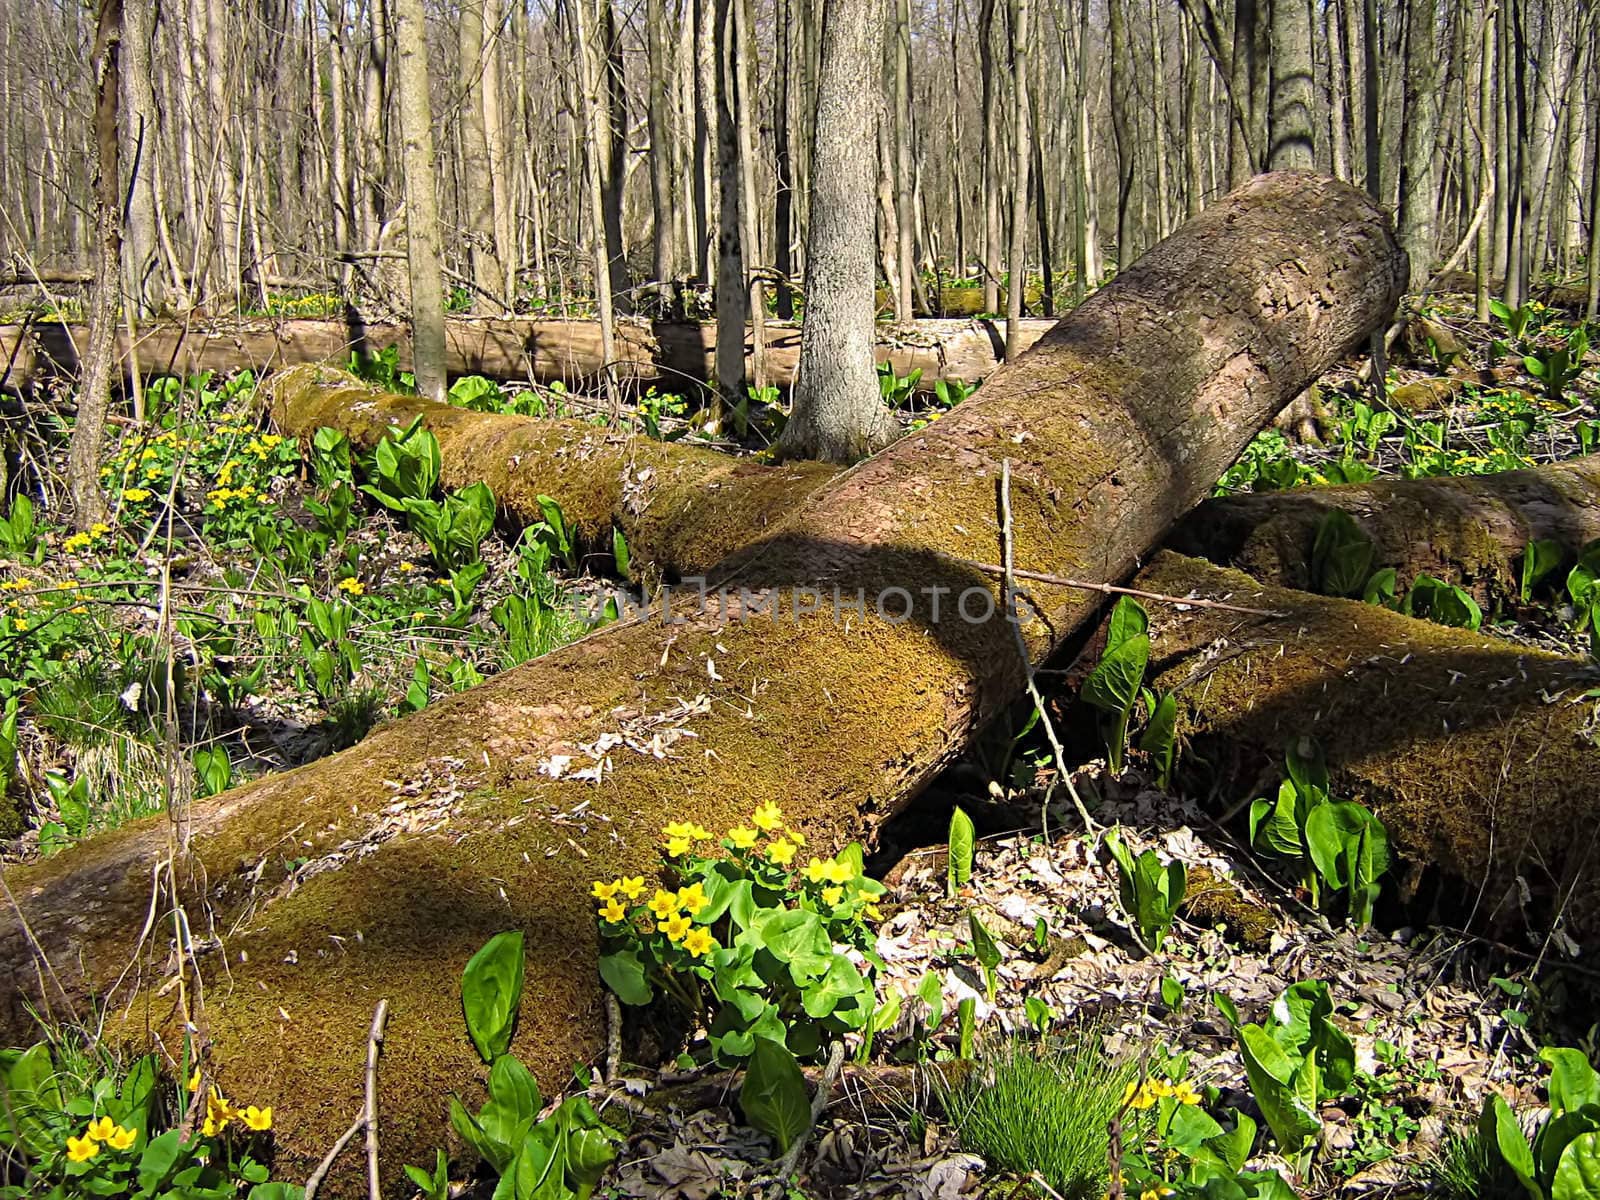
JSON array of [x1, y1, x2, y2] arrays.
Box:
[[1136, 551, 1600, 941], [1169, 457, 1600, 605], [0, 316, 1053, 396], [0, 174, 1403, 1195]]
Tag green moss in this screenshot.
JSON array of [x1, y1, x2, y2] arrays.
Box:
[[1181, 865, 1276, 950]]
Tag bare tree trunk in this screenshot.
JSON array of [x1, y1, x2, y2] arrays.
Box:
[[459, 0, 504, 309], [1589, 42, 1600, 321], [892, 0, 915, 322], [1397, 0, 1441, 290], [693, 0, 715, 283], [647, 0, 677, 284], [118, 0, 164, 313], [734, 0, 766, 386], [1005, 0, 1031, 356], [391, 0, 447, 401], [600, 0, 629, 313], [773, 0, 795, 319], [481, 0, 514, 302], [68, 0, 125, 531], [1268, 0, 1316, 169], [713, 0, 746, 410], [979, 0, 1000, 312], [574, 0, 620, 405], [1110, 0, 1135, 270], [1475, 0, 1494, 322], [776, 0, 893, 462]]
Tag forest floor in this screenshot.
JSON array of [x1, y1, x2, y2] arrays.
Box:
[[0, 287, 1596, 1198]]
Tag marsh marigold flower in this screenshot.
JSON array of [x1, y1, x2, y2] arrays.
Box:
[[766, 838, 796, 866], [336, 577, 365, 596], [618, 876, 645, 899], [599, 898, 627, 923], [821, 886, 844, 906], [648, 890, 678, 920], [86, 1116, 115, 1142], [591, 879, 619, 901], [1169, 1080, 1202, 1106], [66, 1134, 99, 1162], [752, 802, 783, 831], [683, 927, 716, 957], [676, 882, 708, 915], [106, 1125, 136, 1151], [727, 826, 758, 849], [662, 913, 692, 942], [240, 1105, 272, 1131], [803, 858, 829, 884]]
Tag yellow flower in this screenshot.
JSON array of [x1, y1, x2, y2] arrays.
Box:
[[12, 618, 27, 632], [727, 826, 758, 849], [188, 1068, 202, 1091], [821, 886, 843, 906], [90, 523, 111, 536], [803, 858, 828, 883], [786, 828, 806, 847], [648, 890, 678, 920], [240, 1105, 272, 1131], [1170, 1080, 1203, 1106], [864, 903, 884, 921], [599, 898, 628, 923], [683, 927, 716, 957], [86, 1116, 116, 1141], [105, 1125, 137, 1151], [123, 487, 152, 502], [590, 879, 619, 901], [766, 838, 796, 866], [398, 561, 417, 573], [662, 913, 691, 942], [665, 835, 693, 857], [1121, 1081, 1157, 1110], [823, 859, 854, 885], [618, 876, 645, 899], [202, 1115, 223, 1137], [64, 532, 92, 552], [66, 1134, 99, 1162], [752, 801, 784, 831], [336, 578, 365, 596], [206, 1090, 234, 1130], [69, 605, 88, 615], [677, 882, 708, 915]]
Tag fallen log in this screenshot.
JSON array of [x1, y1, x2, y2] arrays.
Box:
[[1136, 551, 1600, 941], [1169, 457, 1600, 605], [0, 315, 1052, 396], [0, 174, 1403, 1194]]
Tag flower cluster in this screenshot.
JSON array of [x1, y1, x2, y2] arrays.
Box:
[[1121, 1077, 1203, 1110], [63, 1115, 137, 1163], [62, 523, 112, 554], [195, 1079, 272, 1137], [592, 873, 718, 957]]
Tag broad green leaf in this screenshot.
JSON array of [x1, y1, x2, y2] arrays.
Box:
[[463, 930, 527, 1063], [1483, 1093, 1539, 1198], [1236, 1024, 1318, 1155], [948, 807, 975, 894], [137, 1130, 183, 1192], [1284, 736, 1328, 801], [1137, 691, 1179, 787], [741, 1037, 812, 1152], [597, 950, 653, 1007], [451, 1095, 518, 1174], [1546, 1049, 1600, 1116], [1554, 1131, 1600, 1200], [1363, 567, 1398, 607], [1082, 633, 1150, 715], [1523, 539, 1565, 602], [490, 1053, 544, 1127], [612, 527, 631, 579], [1106, 596, 1150, 651]]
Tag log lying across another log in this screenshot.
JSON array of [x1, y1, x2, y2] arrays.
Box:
[[1171, 457, 1600, 604], [1137, 552, 1600, 939], [0, 174, 1404, 1195], [0, 314, 1053, 396]]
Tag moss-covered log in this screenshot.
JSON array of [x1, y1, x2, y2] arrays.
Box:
[[0, 174, 1403, 1195], [0, 315, 1053, 395], [1169, 457, 1600, 606], [266, 365, 838, 581], [1136, 551, 1600, 942]]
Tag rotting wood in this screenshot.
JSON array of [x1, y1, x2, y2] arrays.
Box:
[[1135, 551, 1600, 946], [0, 316, 1054, 396], [0, 174, 1403, 1195], [1168, 456, 1600, 606]]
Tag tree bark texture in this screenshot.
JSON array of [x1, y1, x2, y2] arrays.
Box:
[[391, 0, 448, 402], [1137, 552, 1600, 945], [0, 174, 1403, 1194]]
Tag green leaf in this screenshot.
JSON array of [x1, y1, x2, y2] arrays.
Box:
[[969, 912, 1001, 1000], [1554, 1132, 1600, 1200], [1523, 539, 1566, 603], [246, 1186, 306, 1200], [597, 950, 653, 1007], [451, 1095, 518, 1174], [1312, 509, 1376, 598], [916, 972, 945, 1031], [1363, 567, 1398, 607], [612, 527, 631, 580], [463, 931, 527, 1063], [1137, 690, 1179, 788], [1482, 1093, 1538, 1198], [489, 1054, 544, 1128], [741, 1037, 812, 1152], [1106, 596, 1150, 651], [947, 806, 975, 895], [1236, 1025, 1319, 1157], [1082, 632, 1150, 716], [137, 1130, 184, 1192], [1545, 1049, 1600, 1116]]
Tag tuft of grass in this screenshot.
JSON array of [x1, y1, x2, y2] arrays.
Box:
[[940, 1032, 1139, 1200], [1427, 1126, 1521, 1200]]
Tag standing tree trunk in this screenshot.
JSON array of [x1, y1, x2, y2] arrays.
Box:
[[775, 0, 893, 463], [979, 0, 1000, 312], [118, 0, 165, 313], [1589, 42, 1600, 322], [391, 0, 447, 402], [734, 0, 767, 388], [647, 0, 677, 285], [68, 0, 125, 531], [1109, 0, 1135, 270], [1397, 0, 1441, 290], [1005, 0, 1031, 357], [713, 0, 746, 412], [773, 0, 795, 319], [892, 0, 915, 322], [1474, 0, 1494, 322], [574, 0, 620, 405], [459, 0, 504, 309], [1268, 0, 1316, 169]]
